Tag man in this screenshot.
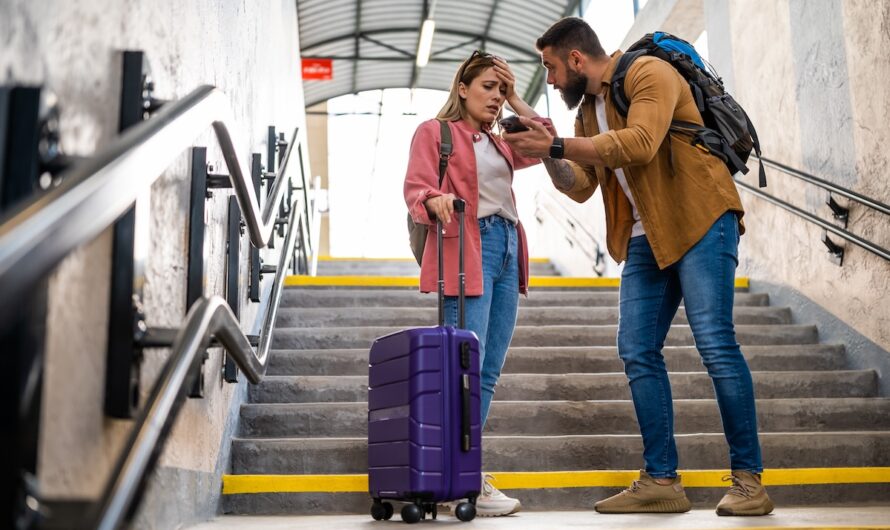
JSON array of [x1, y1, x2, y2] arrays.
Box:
[[503, 17, 773, 516]]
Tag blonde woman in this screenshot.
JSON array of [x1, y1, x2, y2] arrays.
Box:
[[403, 50, 550, 517]]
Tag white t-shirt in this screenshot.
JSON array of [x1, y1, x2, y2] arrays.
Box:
[[595, 94, 645, 237], [474, 133, 519, 224]]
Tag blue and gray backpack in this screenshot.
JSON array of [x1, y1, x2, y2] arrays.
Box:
[[611, 31, 766, 187]]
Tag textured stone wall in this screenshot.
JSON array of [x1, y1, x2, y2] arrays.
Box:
[[1, 0, 305, 527], [729, 0, 890, 351]]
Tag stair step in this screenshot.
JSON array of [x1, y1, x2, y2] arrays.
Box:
[[270, 324, 818, 350], [274, 306, 791, 328], [249, 370, 877, 403], [230, 264, 890, 516], [280, 289, 769, 308], [230, 431, 890, 475], [239, 398, 890, 438], [222, 486, 890, 516], [267, 344, 847, 376]]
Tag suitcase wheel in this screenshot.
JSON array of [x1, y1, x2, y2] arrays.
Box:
[[370, 500, 393, 521], [455, 502, 476, 522], [400, 503, 423, 524]]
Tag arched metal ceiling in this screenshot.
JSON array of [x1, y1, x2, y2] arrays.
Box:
[[297, 0, 588, 107]]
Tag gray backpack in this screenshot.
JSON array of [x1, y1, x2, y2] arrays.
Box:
[[407, 119, 452, 265]]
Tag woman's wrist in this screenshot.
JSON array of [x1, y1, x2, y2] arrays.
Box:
[[506, 94, 524, 110]]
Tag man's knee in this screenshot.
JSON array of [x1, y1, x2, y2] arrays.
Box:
[[617, 329, 649, 366]]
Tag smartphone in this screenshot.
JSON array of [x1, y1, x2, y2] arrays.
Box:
[[499, 115, 529, 133]]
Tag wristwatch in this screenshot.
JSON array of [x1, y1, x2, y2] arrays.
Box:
[[549, 137, 565, 159]]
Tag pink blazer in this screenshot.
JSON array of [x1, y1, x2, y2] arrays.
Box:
[[404, 118, 543, 296]]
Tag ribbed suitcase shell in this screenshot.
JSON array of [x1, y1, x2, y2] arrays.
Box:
[[367, 325, 482, 502]]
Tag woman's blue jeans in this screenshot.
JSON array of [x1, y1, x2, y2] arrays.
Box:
[[617, 211, 763, 478], [444, 215, 519, 428]]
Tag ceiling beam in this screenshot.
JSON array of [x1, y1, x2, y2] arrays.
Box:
[[351, 0, 363, 94], [431, 36, 481, 58], [408, 0, 430, 90], [480, 0, 503, 50], [361, 34, 414, 57], [302, 28, 540, 61]]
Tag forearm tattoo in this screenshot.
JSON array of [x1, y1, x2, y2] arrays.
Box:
[[543, 158, 576, 192]]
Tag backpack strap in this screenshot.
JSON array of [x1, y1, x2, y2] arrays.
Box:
[[437, 119, 452, 188], [670, 120, 747, 175], [740, 108, 767, 188], [610, 49, 649, 118]]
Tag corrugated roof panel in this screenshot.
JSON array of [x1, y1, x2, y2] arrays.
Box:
[[434, 1, 491, 36], [298, 0, 585, 105], [361, 0, 423, 32], [414, 61, 462, 92]]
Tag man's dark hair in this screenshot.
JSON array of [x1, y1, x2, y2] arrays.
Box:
[[536, 17, 606, 58]]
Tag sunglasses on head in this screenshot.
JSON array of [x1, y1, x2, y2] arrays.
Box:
[[458, 49, 500, 81]]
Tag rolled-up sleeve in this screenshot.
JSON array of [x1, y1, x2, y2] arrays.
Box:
[[404, 120, 444, 225], [592, 57, 681, 168]]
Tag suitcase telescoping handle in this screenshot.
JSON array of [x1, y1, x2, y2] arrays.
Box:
[[436, 198, 466, 328]]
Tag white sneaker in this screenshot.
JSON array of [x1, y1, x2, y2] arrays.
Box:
[[476, 473, 521, 517]]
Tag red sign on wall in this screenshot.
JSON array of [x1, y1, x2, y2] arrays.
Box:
[[302, 58, 333, 80]]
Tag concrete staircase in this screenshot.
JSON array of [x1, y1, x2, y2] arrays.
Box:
[[223, 258, 890, 515]]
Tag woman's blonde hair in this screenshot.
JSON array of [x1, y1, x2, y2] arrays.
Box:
[[437, 51, 502, 126]]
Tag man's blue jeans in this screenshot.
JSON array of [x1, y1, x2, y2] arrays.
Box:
[[618, 211, 763, 478], [445, 215, 519, 428]]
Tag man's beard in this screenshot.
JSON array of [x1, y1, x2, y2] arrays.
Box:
[[560, 68, 588, 110]]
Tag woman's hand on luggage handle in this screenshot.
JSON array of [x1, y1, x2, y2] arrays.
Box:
[[425, 193, 456, 225]]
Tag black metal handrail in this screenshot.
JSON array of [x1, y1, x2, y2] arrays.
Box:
[[90, 196, 303, 530], [756, 155, 890, 217], [0, 85, 307, 310], [735, 178, 890, 262], [0, 83, 315, 529]]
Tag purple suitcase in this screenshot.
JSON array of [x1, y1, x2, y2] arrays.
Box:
[[368, 200, 482, 524]]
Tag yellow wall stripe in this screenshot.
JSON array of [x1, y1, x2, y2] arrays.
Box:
[[285, 276, 750, 289], [223, 467, 890, 494]]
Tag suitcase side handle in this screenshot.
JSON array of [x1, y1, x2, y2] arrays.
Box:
[[460, 373, 471, 452], [437, 199, 466, 328]]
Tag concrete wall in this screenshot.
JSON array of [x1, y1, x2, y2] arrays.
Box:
[[725, 0, 890, 353], [622, 0, 704, 49], [1, 1, 305, 528]]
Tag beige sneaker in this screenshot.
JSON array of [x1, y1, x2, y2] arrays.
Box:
[[476, 473, 521, 517], [716, 470, 774, 516], [594, 471, 692, 513]]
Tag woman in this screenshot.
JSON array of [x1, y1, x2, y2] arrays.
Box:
[[403, 50, 548, 517]]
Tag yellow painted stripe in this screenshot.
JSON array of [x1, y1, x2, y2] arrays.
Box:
[[285, 275, 750, 289], [224, 474, 368, 494], [223, 467, 890, 494], [529, 277, 621, 288]]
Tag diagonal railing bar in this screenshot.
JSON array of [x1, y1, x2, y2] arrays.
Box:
[[755, 156, 890, 217], [0, 85, 302, 313], [735, 178, 890, 262], [91, 195, 303, 530]]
